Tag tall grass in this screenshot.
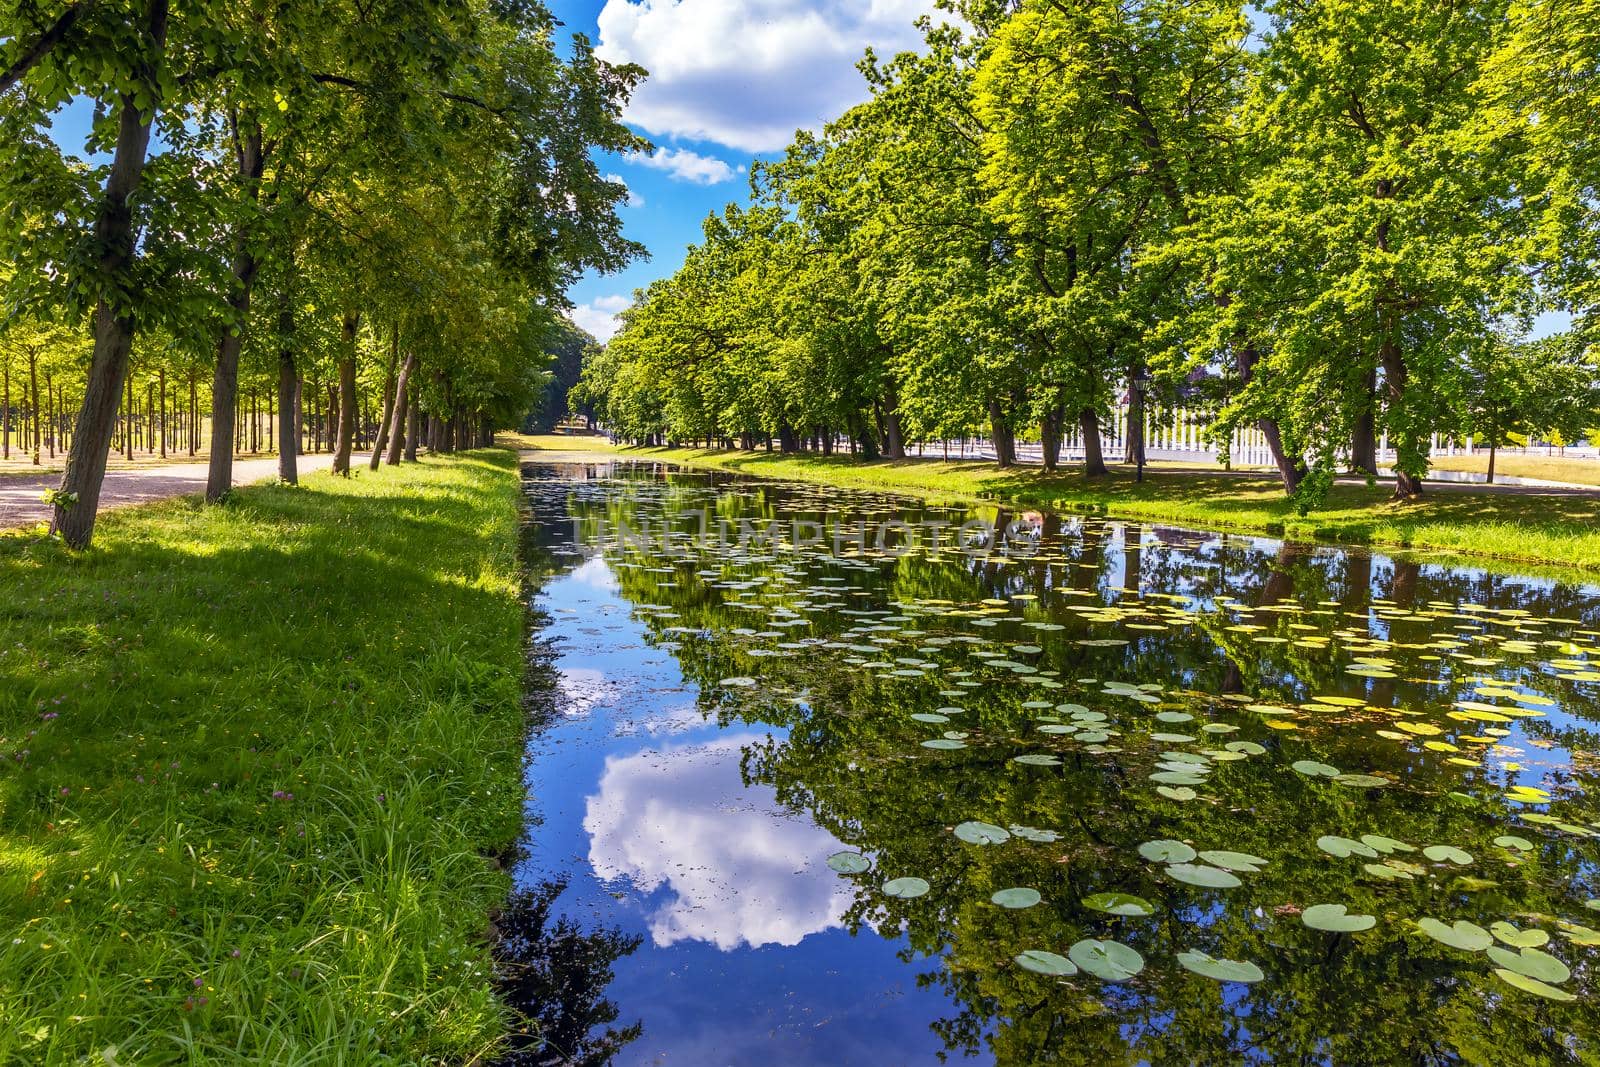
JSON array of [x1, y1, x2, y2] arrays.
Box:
[[0, 451, 527, 1063]]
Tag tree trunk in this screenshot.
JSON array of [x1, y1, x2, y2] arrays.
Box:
[[988, 399, 1016, 468], [1486, 433, 1497, 485], [1123, 367, 1146, 470], [276, 286, 300, 483], [1040, 401, 1064, 472], [385, 352, 415, 465], [1079, 408, 1107, 476], [50, 2, 169, 547], [882, 386, 906, 460], [369, 325, 400, 470], [1350, 366, 1377, 475], [2, 359, 9, 460], [29, 352, 42, 464], [1235, 344, 1306, 494], [404, 400, 419, 461], [205, 119, 265, 500], [1379, 337, 1423, 498], [332, 311, 359, 474]]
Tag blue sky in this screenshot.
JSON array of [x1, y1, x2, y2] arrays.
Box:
[[552, 0, 938, 340]]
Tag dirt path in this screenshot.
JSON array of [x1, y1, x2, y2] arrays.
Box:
[[0, 455, 336, 530]]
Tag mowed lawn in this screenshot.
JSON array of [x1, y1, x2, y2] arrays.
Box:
[[0, 451, 528, 1063], [616, 447, 1600, 575]]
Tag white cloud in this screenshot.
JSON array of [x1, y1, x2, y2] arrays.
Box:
[[597, 0, 940, 153], [570, 295, 632, 342], [627, 146, 740, 185], [604, 172, 646, 208], [584, 733, 854, 950]]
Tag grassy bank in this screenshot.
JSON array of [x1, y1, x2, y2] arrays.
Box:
[[603, 446, 1600, 575], [0, 450, 528, 1063], [1429, 452, 1600, 487]]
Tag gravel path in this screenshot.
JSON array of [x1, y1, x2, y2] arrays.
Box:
[[0, 454, 336, 530]]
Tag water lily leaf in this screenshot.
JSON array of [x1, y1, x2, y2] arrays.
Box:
[[1364, 862, 1415, 881], [1015, 950, 1077, 976], [1198, 850, 1268, 873], [718, 676, 758, 687], [1293, 760, 1341, 778], [1138, 839, 1196, 864], [1156, 711, 1194, 723], [954, 821, 1010, 845], [1166, 863, 1242, 889], [1302, 903, 1377, 933], [1490, 921, 1549, 948], [1559, 923, 1600, 946], [1068, 939, 1145, 982], [1422, 844, 1473, 865], [921, 739, 967, 750], [992, 887, 1042, 909], [883, 876, 930, 899], [1083, 892, 1155, 917], [1151, 770, 1207, 786], [1176, 950, 1264, 984], [1157, 785, 1198, 801], [1360, 834, 1415, 854], [1334, 773, 1390, 788], [827, 851, 870, 874], [1493, 835, 1535, 851], [1416, 918, 1493, 952], [1493, 968, 1576, 1001], [1487, 945, 1570, 984], [1318, 835, 1378, 859], [1225, 740, 1267, 756], [1012, 754, 1062, 766], [911, 713, 950, 724]]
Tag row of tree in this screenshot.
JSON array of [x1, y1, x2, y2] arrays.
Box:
[[1, 0, 630, 546], [575, 0, 1600, 507]]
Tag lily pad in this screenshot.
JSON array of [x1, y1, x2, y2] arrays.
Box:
[[1083, 892, 1155, 917], [921, 739, 967, 750], [1157, 785, 1199, 801], [1068, 939, 1145, 982], [1360, 834, 1415, 855], [1489, 921, 1549, 948], [1302, 903, 1377, 933], [954, 821, 1011, 845], [1317, 835, 1378, 859], [1015, 949, 1077, 976], [1175, 950, 1264, 984], [1487, 945, 1570, 984], [1138, 839, 1196, 864], [1493, 835, 1535, 852], [827, 851, 870, 874], [1198, 850, 1268, 873], [1423, 844, 1473, 865], [1416, 918, 1493, 952], [1166, 863, 1242, 889], [883, 876, 930, 899], [1493, 968, 1576, 1001], [992, 887, 1043, 909], [911, 713, 951, 724], [1292, 760, 1341, 778], [1012, 754, 1062, 766]]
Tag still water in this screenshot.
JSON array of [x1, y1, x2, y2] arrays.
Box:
[[510, 458, 1600, 1066]]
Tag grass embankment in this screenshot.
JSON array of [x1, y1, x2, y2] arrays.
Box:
[[591, 446, 1600, 574], [498, 431, 617, 453], [1429, 453, 1600, 487], [0, 450, 528, 1063]]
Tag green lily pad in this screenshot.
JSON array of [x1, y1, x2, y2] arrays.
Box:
[[1166, 863, 1242, 889], [1416, 918, 1493, 952], [1488, 945, 1570, 984], [1015, 949, 1076, 976], [827, 851, 870, 874], [1225, 741, 1267, 756], [1150, 770, 1208, 785], [883, 876, 930, 899], [1198, 850, 1268, 873], [1138, 839, 1196, 864], [1494, 835, 1535, 851], [1490, 921, 1549, 948], [1012, 754, 1062, 766], [954, 821, 1010, 845], [1068, 939, 1145, 982], [910, 713, 950, 724], [1334, 773, 1390, 788], [1423, 844, 1473, 865], [1157, 785, 1198, 801], [1493, 968, 1576, 1001], [1364, 862, 1415, 881], [1175, 950, 1264, 983], [1318, 835, 1378, 859], [921, 739, 967, 750], [1292, 759, 1341, 778], [1560, 923, 1600, 946], [991, 887, 1042, 909], [1360, 834, 1415, 854], [1302, 903, 1377, 933], [1083, 892, 1155, 917]]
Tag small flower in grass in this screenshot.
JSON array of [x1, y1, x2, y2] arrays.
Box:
[[40, 712, 57, 722], [230, 949, 240, 959], [58, 787, 69, 797], [193, 978, 203, 988]]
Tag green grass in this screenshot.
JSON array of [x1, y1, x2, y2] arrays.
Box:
[[497, 431, 617, 453], [0, 450, 528, 1064], [1429, 452, 1600, 487], [603, 446, 1600, 575]]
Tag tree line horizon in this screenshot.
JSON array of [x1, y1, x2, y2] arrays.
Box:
[[1, 0, 634, 547], [573, 0, 1600, 511]]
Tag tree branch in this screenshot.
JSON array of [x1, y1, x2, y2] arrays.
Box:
[[0, 0, 96, 96]]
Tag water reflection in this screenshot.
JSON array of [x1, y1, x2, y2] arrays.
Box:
[[514, 459, 1600, 1065], [585, 735, 853, 950]]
